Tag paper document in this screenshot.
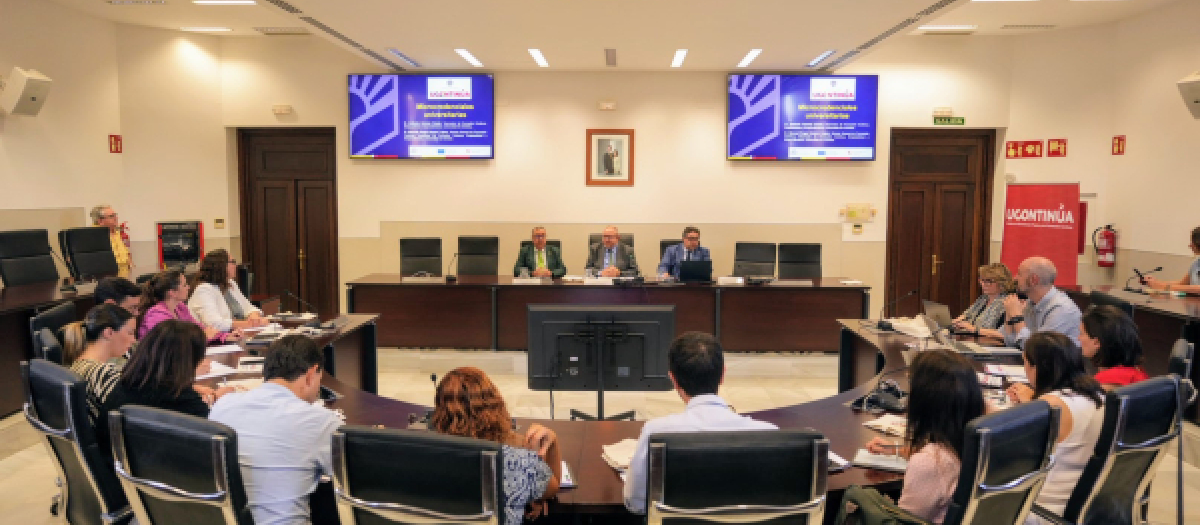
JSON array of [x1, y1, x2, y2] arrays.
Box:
[[602, 438, 639, 471], [205, 344, 243, 355], [984, 364, 1027, 377], [560, 461, 576, 488], [852, 449, 908, 473], [197, 361, 238, 380], [828, 451, 849, 472], [840, 280, 864, 285], [863, 414, 907, 437], [225, 378, 263, 390]]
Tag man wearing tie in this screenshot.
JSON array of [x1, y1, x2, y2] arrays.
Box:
[[658, 226, 711, 280], [513, 226, 566, 278], [586, 226, 639, 277]]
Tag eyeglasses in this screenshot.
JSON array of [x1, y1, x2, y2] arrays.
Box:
[[99, 214, 117, 219], [684, 236, 700, 241], [979, 278, 996, 285]]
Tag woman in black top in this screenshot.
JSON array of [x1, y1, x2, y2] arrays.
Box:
[[101, 320, 217, 425]]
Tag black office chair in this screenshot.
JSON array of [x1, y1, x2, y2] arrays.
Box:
[[588, 232, 634, 248], [1032, 376, 1181, 525], [1089, 290, 1135, 319], [33, 328, 65, 364], [458, 236, 499, 276], [21, 359, 132, 525], [30, 301, 77, 356], [733, 242, 776, 277], [659, 239, 677, 259], [108, 405, 252, 525], [645, 430, 827, 525], [330, 426, 502, 525], [399, 238, 443, 277], [942, 400, 1060, 525], [519, 239, 561, 250], [778, 244, 822, 280], [1168, 339, 1194, 525], [0, 229, 61, 286], [61, 227, 119, 281]]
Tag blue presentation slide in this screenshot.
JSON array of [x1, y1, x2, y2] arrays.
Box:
[[349, 74, 495, 159], [727, 74, 878, 160]]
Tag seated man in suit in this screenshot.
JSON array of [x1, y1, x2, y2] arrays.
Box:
[[513, 226, 566, 278], [657, 226, 711, 280], [623, 332, 777, 513], [586, 225, 639, 277]]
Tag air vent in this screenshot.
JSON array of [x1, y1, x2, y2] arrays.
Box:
[[262, 0, 302, 14], [107, 0, 166, 4], [825, 0, 962, 70], [1001, 24, 1057, 30], [253, 27, 310, 35], [299, 17, 361, 49], [923, 31, 975, 36], [605, 48, 617, 67], [362, 49, 405, 71]]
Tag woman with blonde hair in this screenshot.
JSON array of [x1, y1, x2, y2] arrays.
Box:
[[430, 367, 562, 522], [953, 262, 1015, 338]]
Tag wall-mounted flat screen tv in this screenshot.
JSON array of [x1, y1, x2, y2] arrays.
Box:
[[727, 74, 878, 161], [349, 74, 494, 159]]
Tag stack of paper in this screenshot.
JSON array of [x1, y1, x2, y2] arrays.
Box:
[[863, 414, 907, 437], [852, 449, 908, 473], [197, 361, 237, 380], [602, 438, 639, 471], [984, 364, 1028, 382], [205, 344, 242, 355]]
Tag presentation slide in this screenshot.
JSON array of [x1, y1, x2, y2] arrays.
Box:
[[349, 74, 495, 159], [727, 74, 878, 161]]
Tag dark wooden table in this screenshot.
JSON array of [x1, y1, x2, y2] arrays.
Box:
[[346, 274, 870, 352], [0, 282, 96, 417]]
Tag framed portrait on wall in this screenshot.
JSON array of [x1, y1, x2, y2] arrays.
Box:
[[585, 129, 635, 186]]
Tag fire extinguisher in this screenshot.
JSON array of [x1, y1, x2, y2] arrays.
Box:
[[1093, 225, 1117, 268]]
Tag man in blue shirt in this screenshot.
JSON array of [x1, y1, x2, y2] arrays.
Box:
[[657, 226, 711, 280], [1001, 256, 1082, 348], [209, 336, 342, 525]]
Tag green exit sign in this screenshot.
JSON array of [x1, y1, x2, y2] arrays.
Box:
[[934, 116, 965, 125]]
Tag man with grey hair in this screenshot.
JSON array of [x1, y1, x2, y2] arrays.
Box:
[[586, 225, 639, 277], [513, 226, 566, 278], [91, 204, 132, 277], [1001, 256, 1082, 348]]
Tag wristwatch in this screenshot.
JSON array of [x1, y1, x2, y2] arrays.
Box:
[[1006, 315, 1025, 326]]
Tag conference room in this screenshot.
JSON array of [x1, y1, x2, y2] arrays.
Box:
[[3, 0, 1200, 523]]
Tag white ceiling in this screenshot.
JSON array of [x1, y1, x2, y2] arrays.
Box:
[[47, 0, 1178, 70]]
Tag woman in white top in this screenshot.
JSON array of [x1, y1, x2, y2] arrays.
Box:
[[1007, 332, 1107, 524], [188, 249, 266, 332]]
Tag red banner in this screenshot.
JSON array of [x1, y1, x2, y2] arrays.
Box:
[[1002, 183, 1080, 286]]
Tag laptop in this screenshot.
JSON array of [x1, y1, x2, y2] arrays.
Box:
[[920, 314, 1021, 357], [923, 300, 974, 335], [679, 260, 713, 283]]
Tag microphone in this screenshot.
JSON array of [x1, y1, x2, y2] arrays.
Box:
[[46, 245, 77, 292], [445, 253, 459, 282], [1126, 266, 1163, 293], [282, 289, 320, 328], [877, 289, 917, 331]]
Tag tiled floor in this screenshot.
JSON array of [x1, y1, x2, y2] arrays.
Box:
[[1, 348, 1198, 523]]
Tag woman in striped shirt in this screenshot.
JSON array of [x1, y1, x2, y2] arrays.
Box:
[[952, 262, 1015, 338], [62, 304, 137, 426]]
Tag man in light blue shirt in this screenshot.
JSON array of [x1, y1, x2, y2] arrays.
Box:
[[623, 332, 777, 514], [657, 226, 712, 280], [1001, 256, 1082, 348], [209, 335, 342, 525]]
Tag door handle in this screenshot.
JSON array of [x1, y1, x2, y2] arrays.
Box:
[[932, 254, 944, 276], [298, 248, 306, 271]]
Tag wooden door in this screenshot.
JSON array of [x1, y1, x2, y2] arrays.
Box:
[[885, 130, 995, 317], [239, 129, 339, 317]]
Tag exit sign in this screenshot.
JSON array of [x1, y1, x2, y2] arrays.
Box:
[[933, 116, 965, 125]]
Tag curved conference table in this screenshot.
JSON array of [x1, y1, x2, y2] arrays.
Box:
[[212, 313, 1013, 524]]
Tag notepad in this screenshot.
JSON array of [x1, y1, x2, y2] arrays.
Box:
[[205, 344, 242, 355], [197, 361, 237, 380], [852, 449, 908, 473], [602, 438, 639, 472], [560, 461, 576, 488], [828, 451, 850, 472], [863, 414, 907, 437], [985, 364, 1028, 380]]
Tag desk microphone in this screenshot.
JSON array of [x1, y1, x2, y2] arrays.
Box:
[[283, 289, 321, 328], [877, 289, 917, 331], [445, 253, 459, 283], [1126, 267, 1163, 293], [46, 245, 77, 292]]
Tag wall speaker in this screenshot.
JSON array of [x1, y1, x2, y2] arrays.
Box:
[[0, 67, 52, 116], [1179, 71, 1200, 120]]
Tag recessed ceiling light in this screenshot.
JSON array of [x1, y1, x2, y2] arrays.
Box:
[[107, 0, 166, 4], [736, 49, 762, 68], [807, 50, 836, 68], [455, 49, 483, 67], [180, 27, 233, 32], [918, 25, 979, 31], [386, 48, 421, 67], [528, 49, 549, 68], [671, 49, 688, 68], [194, 0, 257, 4]]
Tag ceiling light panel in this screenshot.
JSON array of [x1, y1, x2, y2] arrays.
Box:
[[736, 49, 762, 68], [455, 49, 483, 67], [528, 49, 549, 68], [671, 49, 687, 68]]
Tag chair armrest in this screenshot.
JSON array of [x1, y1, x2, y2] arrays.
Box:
[[1032, 504, 1072, 525]]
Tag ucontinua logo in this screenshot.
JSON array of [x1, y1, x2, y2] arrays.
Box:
[[427, 77, 473, 100], [809, 77, 856, 101]]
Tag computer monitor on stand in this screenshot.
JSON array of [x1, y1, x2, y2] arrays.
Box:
[[527, 304, 675, 421]]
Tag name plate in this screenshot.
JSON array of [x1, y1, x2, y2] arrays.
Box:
[[583, 277, 615, 286], [512, 277, 549, 285], [769, 279, 813, 287], [717, 276, 745, 286], [401, 276, 447, 284]]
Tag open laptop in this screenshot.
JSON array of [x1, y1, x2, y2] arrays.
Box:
[[923, 300, 975, 335], [679, 260, 713, 283], [920, 314, 1021, 357]]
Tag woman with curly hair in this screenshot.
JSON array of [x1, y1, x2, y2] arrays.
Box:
[[430, 367, 562, 523]]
